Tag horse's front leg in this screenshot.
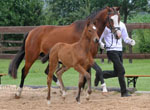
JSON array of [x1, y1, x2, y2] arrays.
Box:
[[76, 73, 84, 103], [74, 65, 92, 101]]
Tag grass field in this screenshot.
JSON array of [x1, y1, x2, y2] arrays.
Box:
[[0, 59, 150, 91]]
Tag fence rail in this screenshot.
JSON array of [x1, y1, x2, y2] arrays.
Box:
[[0, 23, 150, 59]]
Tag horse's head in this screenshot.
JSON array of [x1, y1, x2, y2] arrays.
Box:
[[105, 7, 121, 39], [85, 19, 99, 43], [94, 7, 121, 39]]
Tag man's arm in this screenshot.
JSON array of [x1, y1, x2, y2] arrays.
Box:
[[122, 23, 135, 46], [99, 29, 106, 49]]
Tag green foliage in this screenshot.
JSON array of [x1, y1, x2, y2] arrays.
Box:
[[120, 0, 148, 23], [44, 0, 93, 25], [0, 0, 45, 26], [128, 14, 150, 53]]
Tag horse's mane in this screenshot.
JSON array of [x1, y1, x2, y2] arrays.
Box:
[[85, 7, 105, 20], [73, 7, 106, 33]]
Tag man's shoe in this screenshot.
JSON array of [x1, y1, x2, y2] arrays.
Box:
[[121, 92, 131, 97]]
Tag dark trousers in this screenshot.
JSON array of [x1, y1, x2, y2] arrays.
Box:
[[103, 51, 127, 94]]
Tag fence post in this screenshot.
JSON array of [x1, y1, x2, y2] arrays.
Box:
[[128, 30, 132, 63], [0, 34, 4, 54]]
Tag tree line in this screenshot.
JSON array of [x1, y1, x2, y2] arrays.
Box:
[[0, 0, 150, 53], [0, 0, 148, 26]]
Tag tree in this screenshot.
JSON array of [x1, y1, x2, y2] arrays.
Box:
[[120, 0, 148, 23], [44, 0, 93, 25], [0, 0, 45, 26], [128, 14, 150, 53]]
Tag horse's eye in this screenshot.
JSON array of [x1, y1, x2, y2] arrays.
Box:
[[110, 19, 113, 22], [88, 30, 92, 32]]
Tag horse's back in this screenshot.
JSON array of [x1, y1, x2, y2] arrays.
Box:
[[24, 24, 78, 55]]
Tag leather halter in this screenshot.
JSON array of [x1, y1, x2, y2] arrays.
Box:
[[106, 7, 120, 34], [105, 8, 121, 49]]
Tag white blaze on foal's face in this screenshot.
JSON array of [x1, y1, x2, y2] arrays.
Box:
[[92, 25, 96, 30]]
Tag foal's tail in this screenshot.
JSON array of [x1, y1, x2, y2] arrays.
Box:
[[8, 33, 29, 79]]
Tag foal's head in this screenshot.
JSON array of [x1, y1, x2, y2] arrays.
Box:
[[84, 19, 99, 43]]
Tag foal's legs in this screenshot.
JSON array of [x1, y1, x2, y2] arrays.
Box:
[[55, 66, 69, 98], [76, 73, 84, 103], [47, 60, 58, 104], [74, 64, 91, 102]]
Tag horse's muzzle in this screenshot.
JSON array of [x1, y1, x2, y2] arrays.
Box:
[[116, 30, 121, 39], [93, 37, 99, 43]]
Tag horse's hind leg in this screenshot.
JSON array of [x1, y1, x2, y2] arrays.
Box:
[[15, 58, 37, 98], [55, 66, 69, 98], [45, 64, 60, 86]]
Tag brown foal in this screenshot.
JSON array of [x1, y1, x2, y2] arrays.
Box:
[[46, 20, 99, 104]]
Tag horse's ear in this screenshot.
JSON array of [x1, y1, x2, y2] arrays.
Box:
[[93, 19, 98, 26], [86, 19, 91, 27], [106, 7, 111, 12], [116, 7, 120, 11]]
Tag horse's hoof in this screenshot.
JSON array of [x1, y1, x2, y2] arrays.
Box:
[[86, 93, 90, 101], [76, 97, 80, 102], [47, 100, 51, 105], [15, 94, 20, 99], [102, 92, 109, 96], [77, 102, 81, 104], [88, 90, 92, 94], [62, 96, 66, 100], [86, 97, 90, 101]]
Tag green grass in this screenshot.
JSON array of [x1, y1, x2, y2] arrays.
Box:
[[0, 59, 150, 91]]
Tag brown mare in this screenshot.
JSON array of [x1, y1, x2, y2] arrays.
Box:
[[8, 7, 121, 98], [43, 20, 99, 104]]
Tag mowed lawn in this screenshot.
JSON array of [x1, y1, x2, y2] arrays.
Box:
[[0, 59, 150, 91]]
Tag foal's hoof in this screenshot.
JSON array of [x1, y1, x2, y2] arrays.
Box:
[[86, 97, 90, 101], [15, 94, 20, 99], [88, 90, 92, 94], [86, 94, 90, 101], [47, 100, 51, 105], [76, 97, 80, 102], [62, 96, 66, 100]]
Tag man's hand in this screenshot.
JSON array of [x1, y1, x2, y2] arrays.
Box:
[[100, 42, 105, 49], [130, 39, 135, 46]]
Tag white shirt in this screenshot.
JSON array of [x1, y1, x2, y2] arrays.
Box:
[[99, 21, 133, 51]]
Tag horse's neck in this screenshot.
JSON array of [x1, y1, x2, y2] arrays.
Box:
[[95, 10, 108, 37], [73, 20, 86, 33], [78, 33, 92, 53]]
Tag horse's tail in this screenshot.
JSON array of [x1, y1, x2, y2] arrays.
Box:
[[41, 53, 49, 64], [8, 33, 29, 79]]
